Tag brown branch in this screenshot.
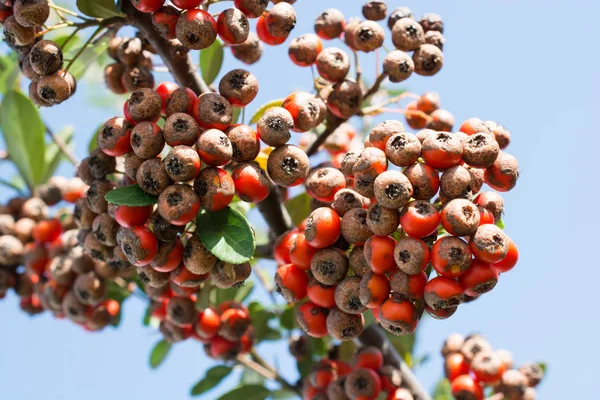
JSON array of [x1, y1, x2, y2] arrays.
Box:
[[256, 185, 292, 237], [120, 0, 210, 95], [45, 124, 79, 165], [357, 325, 432, 400], [363, 72, 388, 99], [306, 114, 345, 157], [237, 352, 300, 395]]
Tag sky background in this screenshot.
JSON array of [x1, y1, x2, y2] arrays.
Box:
[[1, 0, 599, 398]]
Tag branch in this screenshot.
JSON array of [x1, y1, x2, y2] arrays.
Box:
[[121, 0, 210, 95], [256, 186, 292, 237], [306, 114, 345, 157], [357, 325, 432, 400], [45, 124, 79, 165], [363, 72, 388, 99], [237, 352, 300, 396]]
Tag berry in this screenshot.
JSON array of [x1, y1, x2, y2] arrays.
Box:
[[183, 235, 218, 275], [307, 277, 336, 308], [359, 271, 390, 308], [194, 93, 233, 131], [419, 13, 444, 33], [29, 40, 62, 75], [326, 79, 363, 119], [474, 191, 504, 222], [164, 145, 202, 182], [234, 0, 268, 18], [306, 167, 346, 202], [331, 188, 365, 217], [341, 208, 373, 246], [297, 301, 328, 338], [288, 33, 322, 67], [231, 162, 271, 203], [451, 375, 483, 400], [493, 237, 518, 273], [166, 88, 196, 117], [219, 68, 258, 107], [363, 1, 387, 21], [441, 199, 480, 237], [172, 0, 202, 9], [431, 236, 472, 278], [462, 133, 500, 168], [413, 44, 444, 76], [231, 32, 263, 64], [373, 170, 413, 209], [392, 18, 424, 51], [131, 121, 165, 159], [316, 47, 349, 82], [99, 117, 133, 157], [176, 9, 217, 50], [267, 144, 309, 187], [389, 270, 427, 301], [424, 276, 463, 311], [265, 2, 296, 38], [311, 247, 348, 286], [326, 307, 364, 341], [117, 226, 158, 266], [13, 0, 49, 27], [352, 20, 385, 52], [471, 351, 506, 383], [137, 158, 173, 196], [164, 112, 200, 146], [352, 147, 387, 198], [379, 297, 418, 335], [151, 239, 183, 273], [157, 184, 201, 226], [227, 124, 260, 162], [344, 368, 382, 400], [364, 235, 396, 275], [314, 8, 345, 40], [439, 165, 475, 200], [131, 0, 165, 13], [400, 200, 440, 238], [256, 15, 286, 45], [195, 307, 221, 340], [366, 204, 399, 237], [334, 276, 366, 314], [484, 151, 519, 192], [282, 92, 325, 133], [422, 132, 463, 169], [152, 6, 180, 40], [196, 129, 233, 166], [394, 236, 430, 275], [383, 50, 414, 83], [405, 100, 428, 129], [194, 167, 235, 211], [257, 106, 293, 146], [275, 263, 308, 302], [469, 224, 509, 263], [289, 233, 317, 270], [32, 219, 62, 244]]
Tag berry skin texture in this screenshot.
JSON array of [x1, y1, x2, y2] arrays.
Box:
[[273, 230, 296, 265], [359, 271, 390, 308], [227, 125, 260, 162], [405, 100, 428, 130], [364, 235, 396, 275], [304, 207, 341, 249], [297, 301, 329, 338], [130, 122, 165, 160], [267, 144, 310, 187], [484, 152, 519, 192], [131, 0, 165, 13], [99, 117, 132, 157], [327, 79, 363, 119], [424, 276, 463, 311], [275, 263, 308, 302], [316, 47, 350, 82], [403, 162, 439, 201], [158, 184, 201, 226], [422, 132, 463, 169], [400, 200, 440, 238], [334, 276, 367, 314], [265, 2, 296, 38], [217, 8, 250, 45], [231, 162, 271, 203], [311, 247, 348, 286], [151, 239, 183, 273], [493, 237, 518, 273], [352, 20, 385, 53], [326, 307, 364, 341], [119, 226, 159, 267], [432, 236, 472, 278], [193, 93, 233, 131], [257, 15, 286, 45], [125, 88, 162, 124], [469, 224, 509, 264], [196, 129, 233, 166], [234, 0, 268, 19], [441, 199, 481, 237], [307, 278, 336, 308], [176, 9, 218, 50], [379, 297, 418, 336], [445, 352, 471, 381], [373, 170, 413, 209], [306, 167, 346, 202], [152, 6, 180, 40], [289, 233, 317, 270], [314, 8, 345, 40], [282, 92, 325, 133], [413, 44, 444, 76], [344, 368, 382, 400], [219, 69, 258, 107], [194, 167, 235, 212], [392, 18, 425, 52], [459, 259, 499, 297], [257, 106, 293, 146], [394, 236, 431, 275], [288, 33, 322, 67], [451, 375, 484, 400], [164, 145, 202, 182]]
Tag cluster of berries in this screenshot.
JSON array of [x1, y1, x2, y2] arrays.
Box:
[[131, 0, 296, 58], [443, 333, 544, 400], [149, 293, 254, 359], [273, 94, 520, 340], [104, 35, 157, 95], [301, 345, 414, 400], [0, 178, 125, 331], [1, 0, 77, 107]]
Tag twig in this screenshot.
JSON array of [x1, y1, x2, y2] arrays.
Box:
[[49, 1, 94, 21], [255, 185, 293, 237], [357, 325, 432, 400], [251, 261, 278, 306], [363, 72, 388, 99], [45, 124, 79, 165], [237, 353, 300, 395], [354, 50, 362, 82], [64, 25, 105, 73], [306, 114, 345, 157]]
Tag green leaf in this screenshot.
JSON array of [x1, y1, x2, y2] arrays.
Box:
[[537, 362, 548, 374], [0, 54, 19, 94], [338, 340, 357, 363], [200, 40, 224, 85], [76, 0, 125, 18], [149, 340, 172, 369], [280, 305, 297, 330], [248, 301, 280, 342], [142, 305, 152, 326], [0, 90, 45, 187], [232, 107, 242, 124], [190, 365, 233, 396], [68, 36, 111, 80], [196, 283, 212, 311], [105, 281, 130, 303], [495, 218, 505, 229], [196, 207, 256, 264], [217, 385, 271, 400], [42, 126, 74, 183], [88, 124, 102, 153], [0, 178, 26, 196], [308, 337, 329, 357], [285, 193, 311, 227], [105, 184, 159, 206], [271, 390, 297, 399], [241, 367, 265, 385], [432, 378, 452, 400], [296, 358, 315, 379], [249, 99, 284, 124]]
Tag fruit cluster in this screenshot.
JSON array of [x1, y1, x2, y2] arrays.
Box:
[[273, 91, 520, 340], [301, 345, 415, 400], [104, 35, 157, 95], [1, 0, 78, 107], [0, 177, 127, 331], [443, 333, 544, 400], [147, 288, 254, 359], [131, 0, 296, 59]]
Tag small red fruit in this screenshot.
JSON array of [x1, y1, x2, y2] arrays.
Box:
[[256, 15, 286, 45], [156, 81, 179, 113], [451, 375, 484, 400], [492, 237, 518, 274], [131, 0, 165, 13], [114, 205, 154, 228], [275, 263, 308, 302]]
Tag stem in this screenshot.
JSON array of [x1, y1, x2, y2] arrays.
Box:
[[36, 22, 72, 37], [45, 124, 79, 165], [255, 185, 293, 237], [306, 114, 345, 157], [64, 25, 104, 73], [363, 72, 388, 99], [48, 1, 94, 21], [354, 50, 362, 83], [237, 353, 300, 395], [357, 325, 432, 400], [251, 261, 278, 306]]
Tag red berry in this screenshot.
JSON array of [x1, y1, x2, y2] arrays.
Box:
[[492, 237, 518, 274], [256, 15, 286, 45], [400, 200, 440, 238], [130, 226, 159, 266], [275, 263, 308, 302], [131, 0, 165, 13], [451, 375, 484, 400], [231, 162, 271, 203], [32, 219, 62, 244], [297, 301, 328, 337], [156, 81, 179, 113], [114, 205, 154, 228], [172, 0, 202, 9], [289, 233, 317, 270], [459, 259, 499, 297], [273, 230, 296, 265]]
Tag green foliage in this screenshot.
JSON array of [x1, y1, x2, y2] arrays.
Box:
[[196, 207, 256, 264], [0, 54, 19, 94], [338, 340, 357, 363], [104, 184, 159, 206], [200, 40, 224, 85], [496, 218, 505, 229], [285, 193, 311, 227], [0, 90, 46, 189], [207, 280, 255, 308], [68, 37, 111, 80], [216, 385, 271, 400], [88, 124, 102, 153], [432, 378, 452, 400], [240, 367, 266, 385], [249, 99, 284, 124], [190, 366, 233, 396], [42, 126, 74, 183], [149, 340, 172, 369], [279, 305, 297, 331], [271, 390, 297, 399], [142, 305, 152, 326], [537, 362, 548, 374], [248, 301, 281, 342], [76, 0, 125, 18]]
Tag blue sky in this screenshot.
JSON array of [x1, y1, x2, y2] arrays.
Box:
[[1, 0, 599, 398]]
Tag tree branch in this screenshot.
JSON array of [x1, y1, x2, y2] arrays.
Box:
[[237, 352, 300, 395], [306, 114, 345, 157], [256, 186, 292, 237], [45, 124, 79, 165], [120, 0, 210, 95], [357, 325, 432, 400]]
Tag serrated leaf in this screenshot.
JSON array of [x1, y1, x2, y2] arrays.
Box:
[[190, 365, 233, 396], [149, 340, 172, 369], [0, 90, 45, 188], [285, 193, 311, 227], [105, 184, 159, 206], [43, 126, 74, 183], [217, 384, 271, 400], [200, 40, 224, 85], [196, 207, 255, 264], [249, 99, 284, 124], [76, 0, 125, 18]]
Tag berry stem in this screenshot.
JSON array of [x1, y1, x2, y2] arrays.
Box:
[[63, 25, 105, 73], [357, 325, 432, 400], [44, 123, 79, 165]]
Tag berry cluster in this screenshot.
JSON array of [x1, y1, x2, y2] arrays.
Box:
[[274, 90, 520, 340], [0, 178, 126, 331], [301, 345, 414, 400], [131, 0, 296, 57], [443, 333, 544, 400], [104, 35, 157, 95], [1, 0, 78, 107]]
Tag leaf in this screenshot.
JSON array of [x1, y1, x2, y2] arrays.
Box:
[[249, 99, 284, 124], [248, 301, 280, 342], [0, 90, 45, 187], [338, 340, 357, 363], [105, 184, 159, 206], [432, 378, 452, 400], [217, 385, 271, 400], [0, 54, 19, 94], [105, 281, 130, 303], [76, 0, 125, 18], [195, 283, 212, 311], [68, 36, 111, 80], [495, 218, 505, 229], [200, 40, 224, 85], [232, 107, 242, 124], [88, 124, 102, 153], [190, 365, 233, 396], [196, 207, 255, 264], [42, 126, 75, 183], [537, 362, 548, 374], [241, 367, 265, 385], [285, 193, 311, 227], [149, 340, 172, 369], [271, 390, 297, 399], [142, 305, 152, 326], [280, 305, 297, 330], [296, 358, 315, 379]]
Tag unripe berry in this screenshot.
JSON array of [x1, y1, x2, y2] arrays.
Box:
[[176, 9, 217, 50]]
